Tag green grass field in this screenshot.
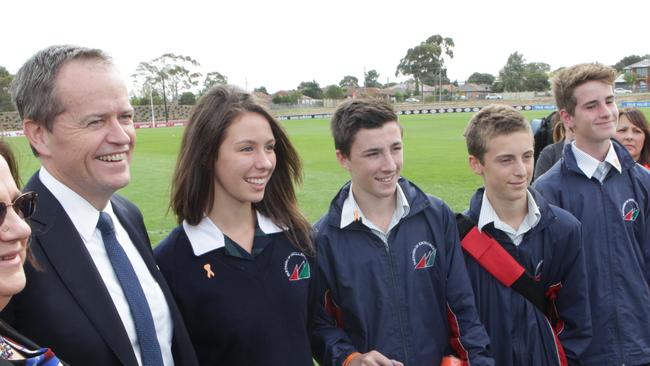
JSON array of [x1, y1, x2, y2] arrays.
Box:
[[6, 110, 646, 244]]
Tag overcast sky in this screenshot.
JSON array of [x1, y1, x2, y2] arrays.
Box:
[[3, 0, 648, 94]]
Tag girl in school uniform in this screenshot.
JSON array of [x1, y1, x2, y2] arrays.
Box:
[[154, 85, 315, 365]]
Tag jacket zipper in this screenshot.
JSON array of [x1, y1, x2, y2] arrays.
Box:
[[384, 233, 410, 363]]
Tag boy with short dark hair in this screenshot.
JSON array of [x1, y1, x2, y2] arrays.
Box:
[[462, 104, 591, 365], [534, 63, 650, 365], [310, 99, 493, 366]]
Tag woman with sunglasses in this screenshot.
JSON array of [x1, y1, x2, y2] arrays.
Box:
[[0, 141, 63, 366]]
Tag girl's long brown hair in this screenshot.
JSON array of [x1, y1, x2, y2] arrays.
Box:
[[170, 85, 313, 255]]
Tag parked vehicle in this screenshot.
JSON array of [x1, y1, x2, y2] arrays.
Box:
[[485, 94, 503, 100], [614, 88, 633, 94], [405, 97, 420, 103]]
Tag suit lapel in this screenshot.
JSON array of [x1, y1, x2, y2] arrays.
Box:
[[112, 197, 198, 364], [27, 175, 139, 366]]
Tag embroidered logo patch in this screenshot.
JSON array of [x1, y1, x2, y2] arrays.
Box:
[[412, 241, 436, 270], [622, 199, 640, 222], [284, 252, 310, 281]]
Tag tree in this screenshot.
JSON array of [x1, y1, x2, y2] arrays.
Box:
[[339, 75, 359, 88], [324, 85, 345, 99], [133, 53, 203, 104], [614, 55, 650, 72], [364, 70, 382, 88], [499, 52, 526, 92], [523, 62, 550, 91], [396, 34, 454, 96], [179, 92, 196, 105], [624, 72, 638, 91], [202, 71, 228, 93], [0, 66, 14, 112], [272, 91, 301, 104], [467, 72, 495, 86], [297, 80, 323, 99], [254, 86, 268, 94]]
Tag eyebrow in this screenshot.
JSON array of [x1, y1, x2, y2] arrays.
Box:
[[234, 138, 275, 145]]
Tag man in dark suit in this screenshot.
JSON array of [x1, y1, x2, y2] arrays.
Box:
[[1, 45, 198, 366]]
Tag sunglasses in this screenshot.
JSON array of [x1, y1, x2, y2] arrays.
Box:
[[0, 191, 38, 225]]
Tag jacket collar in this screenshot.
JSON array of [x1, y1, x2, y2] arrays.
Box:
[[339, 182, 410, 229], [563, 138, 635, 177], [326, 177, 430, 228], [468, 187, 554, 233]]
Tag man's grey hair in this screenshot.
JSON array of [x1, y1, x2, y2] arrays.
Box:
[[10, 45, 113, 131]]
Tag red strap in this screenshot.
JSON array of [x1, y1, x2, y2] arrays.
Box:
[[460, 227, 525, 287]]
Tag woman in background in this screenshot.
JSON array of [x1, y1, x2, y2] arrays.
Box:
[[616, 107, 650, 169], [154, 85, 315, 365]]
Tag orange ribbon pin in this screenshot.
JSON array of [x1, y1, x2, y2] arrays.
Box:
[[203, 263, 215, 279]]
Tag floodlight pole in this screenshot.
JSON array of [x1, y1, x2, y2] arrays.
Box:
[[160, 72, 169, 123], [149, 83, 155, 128]]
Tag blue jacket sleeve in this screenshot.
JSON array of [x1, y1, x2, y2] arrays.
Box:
[[438, 204, 494, 366], [309, 234, 358, 366], [552, 217, 592, 365]]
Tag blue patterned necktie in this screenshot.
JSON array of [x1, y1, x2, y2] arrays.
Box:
[[97, 212, 164, 366]]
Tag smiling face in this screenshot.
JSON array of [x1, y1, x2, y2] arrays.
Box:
[[616, 114, 645, 162], [470, 131, 534, 210], [562, 80, 618, 156], [337, 121, 403, 205], [212, 112, 276, 209], [0, 156, 32, 310], [25, 59, 135, 209]]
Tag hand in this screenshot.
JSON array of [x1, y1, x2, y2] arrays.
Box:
[[348, 350, 404, 366]]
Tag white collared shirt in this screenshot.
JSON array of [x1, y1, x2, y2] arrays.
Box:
[[39, 168, 174, 366], [477, 190, 541, 246], [184, 211, 284, 256], [339, 183, 410, 245], [571, 140, 622, 182]]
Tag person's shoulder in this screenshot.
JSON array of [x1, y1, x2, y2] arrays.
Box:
[[111, 194, 141, 213], [154, 225, 187, 259]]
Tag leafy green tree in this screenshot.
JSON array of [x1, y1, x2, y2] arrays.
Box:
[[254, 86, 268, 94], [523, 62, 550, 91], [132, 53, 203, 104], [202, 71, 228, 93], [499, 52, 526, 92], [339, 75, 359, 88], [130, 90, 163, 106], [297, 80, 323, 99], [467, 72, 495, 86], [0, 66, 14, 112], [624, 72, 638, 91], [272, 91, 301, 104], [396, 34, 454, 95], [179, 92, 196, 105], [364, 70, 382, 88], [614, 55, 650, 72], [324, 85, 345, 99]]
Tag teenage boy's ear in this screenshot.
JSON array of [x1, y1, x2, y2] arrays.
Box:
[[336, 150, 351, 170], [468, 155, 484, 176], [559, 109, 575, 133]]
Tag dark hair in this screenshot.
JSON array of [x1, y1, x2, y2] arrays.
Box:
[[171, 85, 313, 255], [619, 107, 650, 165], [464, 104, 531, 162], [330, 98, 400, 156], [0, 140, 20, 188]]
